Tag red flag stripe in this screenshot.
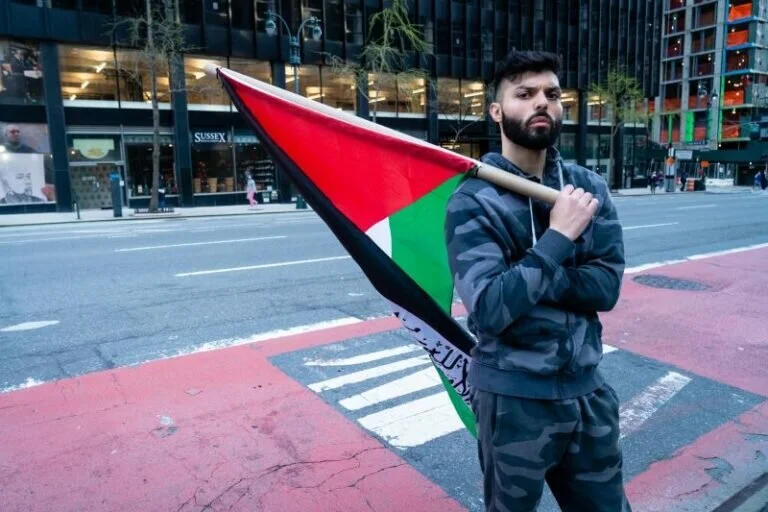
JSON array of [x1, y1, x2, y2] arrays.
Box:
[[219, 68, 476, 232]]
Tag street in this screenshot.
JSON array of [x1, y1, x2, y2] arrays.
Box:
[[1, 190, 768, 512]]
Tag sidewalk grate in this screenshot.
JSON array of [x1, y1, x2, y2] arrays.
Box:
[[632, 274, 712, 291]]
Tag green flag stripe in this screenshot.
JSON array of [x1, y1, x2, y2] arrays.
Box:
[[389, 175, 465, 313]]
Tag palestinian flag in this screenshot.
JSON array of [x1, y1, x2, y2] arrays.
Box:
[[216, 67, 481, 436]]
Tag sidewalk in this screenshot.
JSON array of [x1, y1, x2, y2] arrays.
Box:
[[0, 203, 315, 228], [614, 185, 757, 197]]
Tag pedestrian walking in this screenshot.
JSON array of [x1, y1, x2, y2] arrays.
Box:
[[246, 171, 257, 209]]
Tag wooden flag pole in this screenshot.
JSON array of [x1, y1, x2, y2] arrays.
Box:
[[204, 64, 559, 206]]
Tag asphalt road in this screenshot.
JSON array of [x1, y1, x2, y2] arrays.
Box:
[[1, 191, 767, 391], [2, 190, 768, 512]]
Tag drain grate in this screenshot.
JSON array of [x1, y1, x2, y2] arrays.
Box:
[[632, 274, 712, 291]]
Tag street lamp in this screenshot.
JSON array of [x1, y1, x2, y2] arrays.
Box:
[[264, 10, 322, 209], [708, 90, 719, 149], [265, 10, 322, 96]]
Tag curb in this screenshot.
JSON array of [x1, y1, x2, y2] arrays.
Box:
[[0, 208, 317, 228]]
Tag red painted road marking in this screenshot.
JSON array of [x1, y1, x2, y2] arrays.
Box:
[[0, 344, 465, 512], [627, 400, 768, 512], [602, 247, 768, 397]]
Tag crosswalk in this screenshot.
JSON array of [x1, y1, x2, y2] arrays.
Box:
[[300, 340, 691, 450]]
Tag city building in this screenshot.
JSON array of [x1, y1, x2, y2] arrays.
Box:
[[657, 0, 768, 186], [1, 0, 663, 214]]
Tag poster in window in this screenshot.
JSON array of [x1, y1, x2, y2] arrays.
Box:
[[0, 122, 55, 203], [0, 39, 44, 104], [0, 153, 48, 204]]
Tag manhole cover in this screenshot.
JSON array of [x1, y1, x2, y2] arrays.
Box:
[[632, 274, 712, 291]]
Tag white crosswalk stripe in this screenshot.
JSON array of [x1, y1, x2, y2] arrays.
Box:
[[302, 342, 637, 450]]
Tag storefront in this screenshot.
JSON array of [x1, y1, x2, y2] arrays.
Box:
[[67, 132, 124, 210], [123, 132, 177, 206]]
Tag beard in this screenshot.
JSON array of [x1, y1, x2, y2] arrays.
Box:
[[500, 111, 562, 151]]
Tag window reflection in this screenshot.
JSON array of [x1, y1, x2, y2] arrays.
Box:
[[115, 49, 171, 107], [185, 55, 230, 108], [59, 46, 118, 105]]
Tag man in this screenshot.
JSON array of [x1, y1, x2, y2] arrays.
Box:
[[445, 51, 629, 511], [2, 124, 35, 153], [2, 124, 55, 201]]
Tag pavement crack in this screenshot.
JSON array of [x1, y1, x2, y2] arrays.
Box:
[[110, 373, 128, 405], [260, 446, 386, 478], [93, 346, 117, 370], [329, 462, 406, 492], [199, 477, 246, 511]]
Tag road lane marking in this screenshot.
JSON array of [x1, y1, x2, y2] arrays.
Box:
[[623, 222, 679, 231], [676, 204, 716, 210], [1, 320, 60, 332], [357, 392, 464, 449], [116, 236, 287, 252], [340, 367, 442, 411], [619, 371, 691, 439], [307, 355, 431, 392], [175, 255, 352, 277], [304, 345, 421, 366], [626, 242, 768, 274], [0, 378, 46, 394]]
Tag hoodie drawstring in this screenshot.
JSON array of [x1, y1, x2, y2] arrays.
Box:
[[530, 161, 565, 246]]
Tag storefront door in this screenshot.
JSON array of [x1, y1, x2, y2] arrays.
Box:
[[69, 164, 120, 210]]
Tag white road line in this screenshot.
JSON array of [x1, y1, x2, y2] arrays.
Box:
[[340, 367, 442, 411], [308, 355, 431, 392], [625, 242, 768, 274], [357, 392, 465, 449], [619, 371, 691, 439], [0, 234, 118, 244], [1, 320, 60, 332], [623, 222, 679, 231], [175, 255, 352, 277], [676, 204, 717, 210], [115, 236, 287, 252], [304, 345, 421, 366], [167, 317, 362, 359], [603, 344, 618, 354]]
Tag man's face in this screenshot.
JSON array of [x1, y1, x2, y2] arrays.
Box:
[[489, 71, 563, 151], [5, 126, 21, 145]]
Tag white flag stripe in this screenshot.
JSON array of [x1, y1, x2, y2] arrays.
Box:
[[357, 392, 465, 448], [339, 367, 442, 411], [304, 345, 421, 367], [619, 371, 691, 439], [307, 355, 431, 392]]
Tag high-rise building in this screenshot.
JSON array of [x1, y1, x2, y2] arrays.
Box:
[[1, 0, 663, 214], [657, 0, 768, 186]]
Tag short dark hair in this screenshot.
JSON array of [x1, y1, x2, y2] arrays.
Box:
[[490, 51, 561, 100]]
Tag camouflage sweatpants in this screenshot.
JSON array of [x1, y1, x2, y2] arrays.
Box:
[[472, 384, 632, 512]]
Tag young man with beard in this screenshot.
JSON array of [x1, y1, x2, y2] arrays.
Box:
[[445, 51, 629, 511]]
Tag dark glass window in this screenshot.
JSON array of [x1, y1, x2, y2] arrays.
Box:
[[181, 0, 202, 23], [81, 0, 112, 14], [206, 0, 229, 26], [51, 0, 77, 9], [345, 0, 364, 45], [325, 0, 344, 41], [115, 0, 143, 16], [231, 0, 255, 30]]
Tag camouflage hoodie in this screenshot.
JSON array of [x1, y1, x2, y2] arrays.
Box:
[[445, 150, 625, 400]]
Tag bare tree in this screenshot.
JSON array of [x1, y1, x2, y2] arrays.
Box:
[[443, 94, 486, 151], [109, 0, 197, 212], [589, 69, 649, 188], [327, 0, 432, 124]]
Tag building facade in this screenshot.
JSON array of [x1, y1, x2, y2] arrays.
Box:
[[657, 0, 768, 186], [0, 0, 663, 214]]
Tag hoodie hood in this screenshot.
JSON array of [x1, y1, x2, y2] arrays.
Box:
[[479, 149, 566, 245]]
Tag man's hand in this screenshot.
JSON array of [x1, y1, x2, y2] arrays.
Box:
[[549, 185, 600, 242]]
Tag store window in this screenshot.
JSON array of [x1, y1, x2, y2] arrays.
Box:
[[59, 46, 119, 106], [115, 49, 171, 107], [398, 75, 427, 116], [0, 39, 44, 105], [192, 129, 234, 193], [437, 77, 460, 116], [205, 0, 229, 25], [0, 122, 55, 205], [561, 89, 579, 121], [321, 67, 356, 110], [230, 59, 271, 84], [368, 72, 398, 115], [461, 80, 485, 117], [186, 55, 230, 109], [124, 134, 176, 197], [285, 64, 321, 100], [558, 133, 577, 160], [235, 134, 276, 197]]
